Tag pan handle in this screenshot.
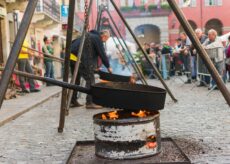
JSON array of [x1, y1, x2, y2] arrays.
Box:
[[0, 68, 91, 94]]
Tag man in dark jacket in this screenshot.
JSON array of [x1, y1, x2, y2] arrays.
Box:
[[70, 30, 112, 109]]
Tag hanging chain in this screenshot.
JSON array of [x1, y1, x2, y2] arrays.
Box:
[[84, 0, 93, 70], [84, 0, 90, 32]]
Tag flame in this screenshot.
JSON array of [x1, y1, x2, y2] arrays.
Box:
[[131, 110, 150, 118], [101, 110, 151, 120], [146, 142, 157, 149], [100, 79, 109, 83], [108, 111, 119, 120], [102, 114, 107, 120]]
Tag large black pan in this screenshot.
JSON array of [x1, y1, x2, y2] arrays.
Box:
[[6, 69, 166, 111], [95, 70, 131, 82]]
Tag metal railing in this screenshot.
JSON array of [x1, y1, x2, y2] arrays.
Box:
[[197, 47, 225, 77], [36, 0, 60, 22]]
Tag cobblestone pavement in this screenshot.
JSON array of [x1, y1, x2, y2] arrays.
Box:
[[0, 78, 229, 164]]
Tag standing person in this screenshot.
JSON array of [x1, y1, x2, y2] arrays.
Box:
[[18, 40, 40, 93], [161, 41, 172, 80], [203, 29, 225, 90], [42, 36, 55, 82], [225, 36, 230, 82], [193, 28, 209, 86], [144, 43, 151, 54], [70, 30, 112, 109], [180, 32, 192, 84], [173, 38, 183, 75]]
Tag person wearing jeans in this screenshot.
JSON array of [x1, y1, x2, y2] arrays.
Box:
[[203, 29, 226, 90], [180, 32, 192, 84], [18, 40, 40, 93], [42, 36, 54, 85]]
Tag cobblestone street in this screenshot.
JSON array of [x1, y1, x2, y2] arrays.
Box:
[[0, 79, 229, 164]]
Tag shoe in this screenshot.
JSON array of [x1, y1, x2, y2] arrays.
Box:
[[21, 89, 30, 93], [208, 86, 217, 90], [30, 89, 40, 93], [70, 101, 83, 108], [86, 103, 103, 109], [197, 83, 205, 87], [184, 80, 191, 84]]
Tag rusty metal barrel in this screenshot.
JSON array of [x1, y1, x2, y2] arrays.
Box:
[[93, 111, 161, 160]]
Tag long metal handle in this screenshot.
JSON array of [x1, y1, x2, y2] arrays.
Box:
[[0, 68, 90, 94], [110, 0, 178, 102], [9, 42, 64, 62], [167, 0, 230, 106], [0, 0, 39, 109]]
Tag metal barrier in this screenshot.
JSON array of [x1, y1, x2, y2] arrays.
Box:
[[196, 48, 225, 91], [197, 48, 223, 77]]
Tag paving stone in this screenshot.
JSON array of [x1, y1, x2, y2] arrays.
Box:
[[0, 79, 229, 163]]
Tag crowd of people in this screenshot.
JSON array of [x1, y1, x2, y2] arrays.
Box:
[[143, 28, 230, 90], [16, 27, 230, 107], [17, 36, 56, 93]]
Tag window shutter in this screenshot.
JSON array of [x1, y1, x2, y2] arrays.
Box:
[[217, 0, 222, 6]]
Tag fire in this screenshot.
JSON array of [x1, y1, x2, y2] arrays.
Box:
[[108, 111, 119, 120], [101, 110, 151, 120], [131, 110, 150, 118], [102, 111, 119, 120], [102, 114, 107, 120]]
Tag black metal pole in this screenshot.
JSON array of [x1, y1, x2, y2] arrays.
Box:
[[0, 0, 39, 109], [66, 0, 93, 111], [167, 0, 230, 106], [9, 42, 64, 62], [104, 9, 147, 84], [58, 0, 76, 133], [0, 68, 90, 94], [96, 5, 103, 31], [110, 0, 177, 102]]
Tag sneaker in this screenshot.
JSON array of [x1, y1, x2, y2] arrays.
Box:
[[30, 89, 40, 93], [184, 79, 191, 84], [208, 86, 217, 90], [70, 101, 83, 108], [197, 83, 205, 87], [86, 103, 103, 109]]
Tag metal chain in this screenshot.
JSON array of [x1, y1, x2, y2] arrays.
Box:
[[84, 0, 90, 32], [84, 0, 93, 70]]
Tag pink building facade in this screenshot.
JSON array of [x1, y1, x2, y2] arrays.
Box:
[[73, 0, 230, 45]]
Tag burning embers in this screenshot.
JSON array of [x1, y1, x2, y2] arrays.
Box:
[[102, 111, 118, 120], [94, 110, 161, 159], [101, 110, 151, 120]]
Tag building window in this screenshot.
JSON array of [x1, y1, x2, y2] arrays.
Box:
[[76, 0, 84, 12], [120, 0, 134, 7], [205, 0, 222, 6], [179, 0, 196, 7], [97, 0, 114, 10]]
